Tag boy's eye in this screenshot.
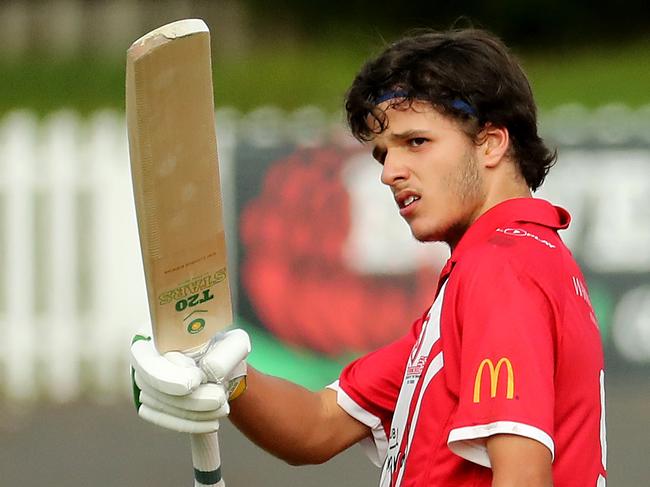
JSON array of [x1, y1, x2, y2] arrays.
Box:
[[408, 137, 428, 147]]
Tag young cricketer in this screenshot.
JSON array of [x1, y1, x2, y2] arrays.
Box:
[[131, 28, 607, 487]]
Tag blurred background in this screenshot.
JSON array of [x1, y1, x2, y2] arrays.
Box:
[[1, 1, 649, 485]]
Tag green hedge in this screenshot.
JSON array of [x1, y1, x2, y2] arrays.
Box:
[[2, 39, 648, 115]]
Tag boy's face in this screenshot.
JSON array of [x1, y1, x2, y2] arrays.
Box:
[[369, 100, 487, 246]]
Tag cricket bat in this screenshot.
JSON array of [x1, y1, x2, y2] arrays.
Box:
[[126, 19, 231, 487]]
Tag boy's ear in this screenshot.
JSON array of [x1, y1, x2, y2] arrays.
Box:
[[478, 124, 510, 168]]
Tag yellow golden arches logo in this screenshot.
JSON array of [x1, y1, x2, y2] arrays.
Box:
[[473, 357, 515, 403]]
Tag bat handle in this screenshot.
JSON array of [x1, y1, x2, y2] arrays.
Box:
[[191, 431, 225, 487]]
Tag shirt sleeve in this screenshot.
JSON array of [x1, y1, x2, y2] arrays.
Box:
[[327, 317, 422, 466], [447, 250, 557, 468]]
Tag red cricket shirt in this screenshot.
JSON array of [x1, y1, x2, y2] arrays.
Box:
[[329, 198, 607, 486]]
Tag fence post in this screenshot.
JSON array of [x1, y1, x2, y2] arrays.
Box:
[[41, 110, 81, 402], [0, 112, 38, 400]]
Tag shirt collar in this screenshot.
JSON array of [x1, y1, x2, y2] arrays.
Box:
[[449, 197, 571, 264]]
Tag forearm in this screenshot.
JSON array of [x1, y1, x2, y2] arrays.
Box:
[[228, 367, 367, 465]]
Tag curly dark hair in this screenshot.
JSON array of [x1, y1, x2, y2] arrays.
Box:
[[345, 29, 556, 191]]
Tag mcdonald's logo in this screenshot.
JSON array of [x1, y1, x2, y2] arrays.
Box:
[[473, 357, 515, 403]]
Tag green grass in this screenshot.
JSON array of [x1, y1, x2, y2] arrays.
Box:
[[213, 45, 368, 112], [522, 39, 650, 109], [2, 56, 125, 115], [1, 39, 648, 116]]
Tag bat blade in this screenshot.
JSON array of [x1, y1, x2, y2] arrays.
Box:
[[126, 18, 230, 487], [126, 18, 232, 354]]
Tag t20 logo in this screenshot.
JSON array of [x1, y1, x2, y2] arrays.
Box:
[[175, 289, 214, 312]]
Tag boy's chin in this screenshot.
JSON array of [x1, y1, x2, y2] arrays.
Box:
[[409, 222, 460, 247]]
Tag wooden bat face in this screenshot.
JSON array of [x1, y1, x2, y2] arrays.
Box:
[[126, 20, 232, 353]]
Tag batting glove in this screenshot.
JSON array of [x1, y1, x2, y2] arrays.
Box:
[[130, 329, 251, 434]]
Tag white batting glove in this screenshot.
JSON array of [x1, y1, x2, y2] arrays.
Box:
[[199, 329, 251, 400], [130, 329, 251, 434]]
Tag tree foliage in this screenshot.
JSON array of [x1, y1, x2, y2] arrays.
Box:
[[245, 0, 650, 48]]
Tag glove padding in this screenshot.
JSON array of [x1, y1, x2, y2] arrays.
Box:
[[130, 330, 250, 434]]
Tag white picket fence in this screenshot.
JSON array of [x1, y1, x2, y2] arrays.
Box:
[[0, 111, 136, 402], [1, 106, 649, 404], [0, 108, 249, 404], [0, 106, 329, 404]]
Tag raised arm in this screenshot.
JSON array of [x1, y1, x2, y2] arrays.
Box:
[[229, 367, 371, 465]]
